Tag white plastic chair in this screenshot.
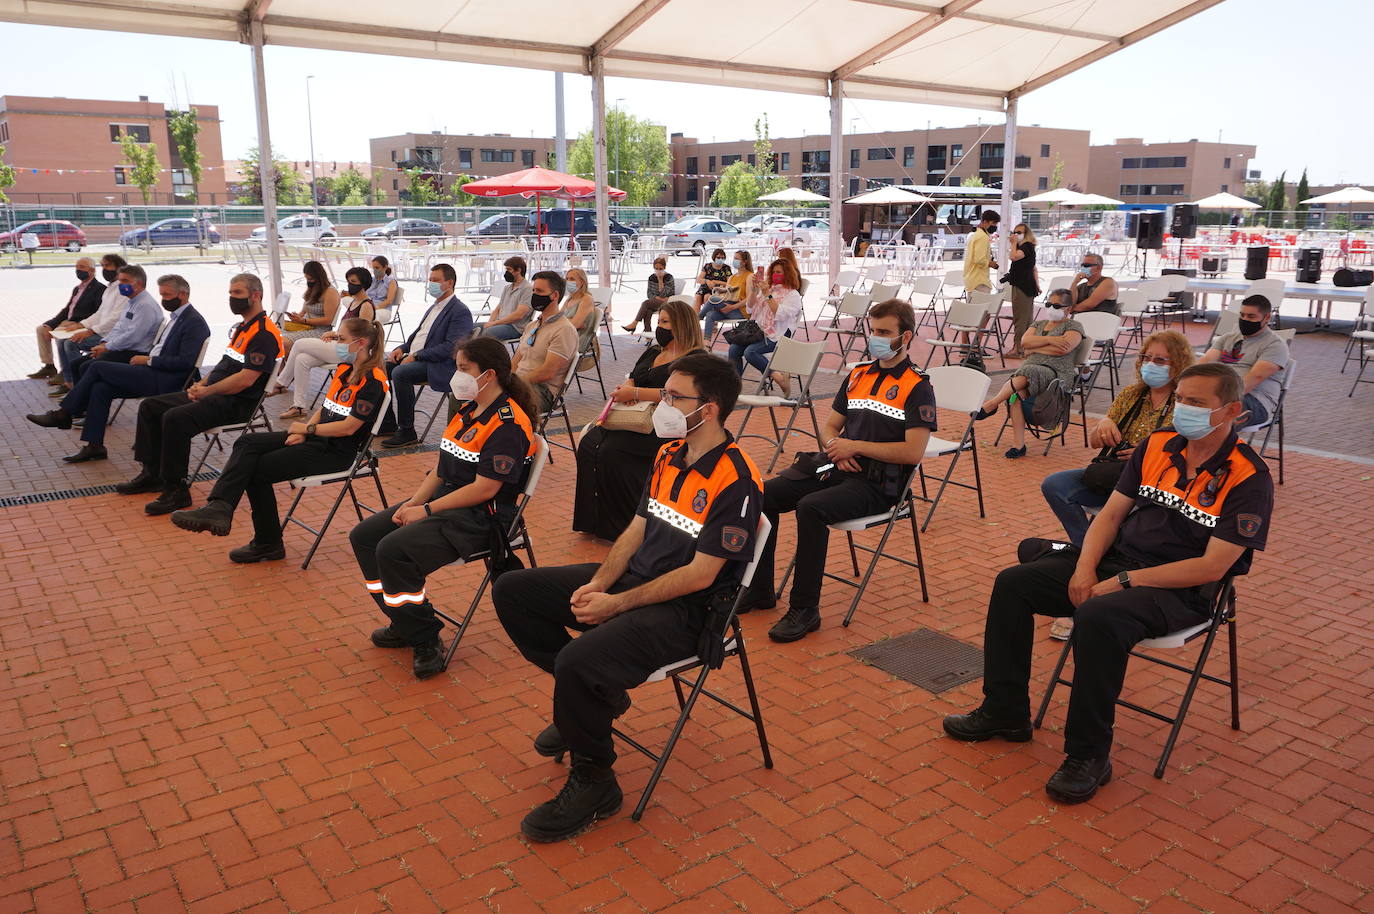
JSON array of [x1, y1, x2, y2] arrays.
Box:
[[733, 337, 826, 472], [817, 292, 872, 365], [917, 365, 992, 531], [922, 299, 994, 369]]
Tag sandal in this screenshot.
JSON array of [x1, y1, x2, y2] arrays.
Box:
[[1004, 445, 1027, 459], [265, 385, 289, 397], [278, 406, 306, 420]]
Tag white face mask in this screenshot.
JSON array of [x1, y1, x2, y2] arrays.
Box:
[[450, 369, 480, 401], [652, 400, 703, 438]]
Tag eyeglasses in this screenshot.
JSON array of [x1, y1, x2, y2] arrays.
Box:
[[1080, 263, 1098, 269], [660, 390, 706, 409], [1139, 355, 1171, 366]]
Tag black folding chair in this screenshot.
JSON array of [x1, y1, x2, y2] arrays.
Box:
[[191, 388, 273, 476], [1035, 573, 1241, 779]]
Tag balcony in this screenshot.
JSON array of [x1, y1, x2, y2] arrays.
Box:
[[979, 156, 1004, 171]]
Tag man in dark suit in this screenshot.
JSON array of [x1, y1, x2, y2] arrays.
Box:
[[27, 274, 212, 463], [378, 262, 473, 448], [30, 257, 105, 379]]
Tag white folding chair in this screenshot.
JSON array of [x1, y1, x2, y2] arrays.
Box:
[[1203, 308, 1241, 354], [970, 288, 1011, 363], [535, 352, 582, 459], [1244, 278, 1285, 312], [571, 306, 608, 398], [910, 275, 944, 334], [820, 269, 860, 325], [994, 331, 1096, 455], [590, 286, 618, 360], [817, 292, 872, 366], [280, 389, 392, 569], [1241, 358, 1293, 485], [916, 365, 991, 531], [922, 300, 994, 369], [868, 282, 901, 303], [380, 283, 406, 345], [938, 268, 966, 311], [434, 437, 550, 670], [733, 337, 826, 472], [1075, 311, 1123, 400], [610, 515, 774, 821], [1113, 287, 1150, 365], [1340, 287, 1374, 374]]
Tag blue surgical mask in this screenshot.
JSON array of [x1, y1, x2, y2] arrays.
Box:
[[427, 281, 443, 298], [732, 258, 742, 270], [714, 257, 726, 266], [1079, 264, 1094, 276], [867, 333, 901, 360], [118, 282, 135, 297], [1171, 403, 1222, 440], [334, 342, 351, 361], [1140, 362, 1171, 388], [568, 281, 580, 294]]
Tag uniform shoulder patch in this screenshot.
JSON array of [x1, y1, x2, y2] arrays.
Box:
[[355, 399, 374, 416], [919, 403, 936, 423], [248, 351, 266, 366], [1237, 513, 1262, 537], [492, 454, 515, 475], [721, 525, 748, 553]]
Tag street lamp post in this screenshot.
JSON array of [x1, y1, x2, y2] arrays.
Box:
[[614, 97, 626, 192], [305, 75, 319, 216]]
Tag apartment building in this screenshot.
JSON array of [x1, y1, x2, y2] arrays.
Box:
[[667, 124, 1091, 206], [368, 132, 556, 198], [1087, 138, 1255, 206], [0, 95, 226, 205]]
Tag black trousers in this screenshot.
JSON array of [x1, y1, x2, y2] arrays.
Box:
[[207, 431, 356, 544], [981, 543, 1210, 759], [133, 391, 255, 485], [746, 471, 894, 610], [494, 564, 705, 768], [348, 498, 494, 645]]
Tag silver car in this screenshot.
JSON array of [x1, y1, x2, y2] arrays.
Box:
[[660, 216, 742, 254]]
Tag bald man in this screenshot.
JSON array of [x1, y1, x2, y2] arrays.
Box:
[[30, 256, 105, 380]]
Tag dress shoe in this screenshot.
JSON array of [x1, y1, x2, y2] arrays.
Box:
[[26, 409, 72, 430], [768, 604, 821, 643], [145, 484, 192, 516], [734, 589, 777, 616], [412, 639, 446, 679], [228, 540, 287, 564], [171, 500, 234, 536], [62, 444, 107, 463], [370, 626, 409, 649], [47, 375, 67, 386], [521, 759, 623, 843], [1046, 755, 1112, 804], [27, 364, 57, 379], [942, 706, 1034, 743], [381, 429, 419, 448], [47, 386, 69, 398], [115, 468, 162, 495], [534, 692, 632, 761]]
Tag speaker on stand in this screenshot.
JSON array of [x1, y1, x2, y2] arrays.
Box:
[[1170, 204, 1197, 268], [1136, 212, 1164, 278]]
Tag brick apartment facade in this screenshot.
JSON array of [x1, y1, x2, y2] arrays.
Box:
[[368, 133, 556, 199], [1087, 138, 1256, 206], [0, 95, 226, 205]]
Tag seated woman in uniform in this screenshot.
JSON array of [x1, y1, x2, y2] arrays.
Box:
[[349, 335, 540, 680], [973, 288, 1084, 458], [170, 318, 388, 562], [572, 297, 705, 541]]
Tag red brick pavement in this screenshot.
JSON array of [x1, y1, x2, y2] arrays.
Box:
[[2, 386, 1372, 912]]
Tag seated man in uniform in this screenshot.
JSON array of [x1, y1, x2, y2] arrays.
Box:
[[943, 363, 1273, 804], [115, 273, 283, 516], [494, 352, 762, 842], [1199, 294, 1288, 428], [741, 299, 935, 644]]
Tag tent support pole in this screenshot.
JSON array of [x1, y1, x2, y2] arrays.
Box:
[[998, 94, 1017, 269], [248, 19, 282, 302], [828, 79, 844, 290], [554, 72, 569, 208], [591, 55, 611, 288]]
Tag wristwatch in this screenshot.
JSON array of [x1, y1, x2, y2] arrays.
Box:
[[423, 503, 432, 516], [305, 422, 317, 436], [1117, 570, 1132, 589]]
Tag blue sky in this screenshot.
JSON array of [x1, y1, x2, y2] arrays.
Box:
[[0, 0, 1365, 184]]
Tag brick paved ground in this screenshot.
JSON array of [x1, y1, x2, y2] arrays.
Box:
[[2, 260, 1372, 912]]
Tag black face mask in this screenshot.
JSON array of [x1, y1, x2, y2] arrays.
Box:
[[161, 297, 182, 313], [530, 292, 553, 312], [346, 281, 364, 295], [305, 278, 316, 286], [504, 270, 517, 283], [229, 296, 252, 315], [102, 267, 118, 282], [1238, 318, 1264, 336], [76, 268, 91, 281], [655, 326, 674, 347]]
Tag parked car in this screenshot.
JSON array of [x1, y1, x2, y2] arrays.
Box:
[[767, 217, 830, 245], [360, 218, 446, 240], [661, 216, 741, 253], [0, 220, 87, 252], [248, 214, 337, 244], [465, 213, 530, 237], [528, 209, 636, 249], [734, 213, 791, 233], [118, 218, 221, 248]]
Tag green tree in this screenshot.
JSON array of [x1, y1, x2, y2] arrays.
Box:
[[167, 108, 203, 202], [567, 108, 670, 206], [404, 167, 439, 205], [332, 167, 372, 205], [1265, 170, 1287, 217], [961, 174, 985, 188], [236, 145, 306, 205], [709, 117, 786, 208], [1295, 168, 1310, 225], [0, 144, 16, 204], [1049, 155, 1065, 190], [448, 173, 480, 204], [119, 133, 162, 204]]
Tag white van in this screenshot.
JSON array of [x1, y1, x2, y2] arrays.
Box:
[[249, 215, 338, 245]]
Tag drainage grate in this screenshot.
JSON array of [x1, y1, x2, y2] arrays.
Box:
[[849, 628, 984, 694], [0, 470, 222, 509]]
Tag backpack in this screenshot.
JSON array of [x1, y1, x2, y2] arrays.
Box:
[[959, 348, 987, 373], [1019, 378, 1071, 433]]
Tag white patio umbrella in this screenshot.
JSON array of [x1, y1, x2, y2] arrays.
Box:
[[1019, 188, 1092, 205], [1072, 193, 1124, 206], [1193, 191, 1260, 210], [1300, 186, 1374, 206], [759, 187, 830, 203], [846, 186, 932, 244]]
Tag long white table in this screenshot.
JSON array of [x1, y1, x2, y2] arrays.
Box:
[[1119, 276, 1367, 328]]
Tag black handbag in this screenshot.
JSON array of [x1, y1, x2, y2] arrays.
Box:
[[723, 320, 765, 346], [1080, 391, 1165, 496]]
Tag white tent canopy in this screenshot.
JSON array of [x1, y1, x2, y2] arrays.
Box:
[[1020, 188, 1092, 205], [845, 186, 932, 205], [1193, 191, 1259, 209], [1301, 187, 1374, 205], [1072, 192, 1124, 206], [759, 187, 830, 203]]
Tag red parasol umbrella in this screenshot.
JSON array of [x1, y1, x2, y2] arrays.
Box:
[[460, 166, 627, 249]]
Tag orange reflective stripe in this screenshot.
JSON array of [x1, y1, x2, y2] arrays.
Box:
[[364, 579, 383, 593]]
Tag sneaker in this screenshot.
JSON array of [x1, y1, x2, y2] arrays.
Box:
[[61, 444, 107, 463], [25, 409, 72, 430], [115, 468, 163, 495], [942, 706, 1034, 743], [412, 638, 445, 679], [520, 759, 623, 843], [27, 364, 57, 379], [1049, 618, 1074, 641], [228, 540, 287, 564], [768, 604, 821, 643], [145, 484, 192, 516], [370, 626, 409, 649], [534, 692, 632, 760], [381, 429, 419, 448], [1046, 755, 1112, 804], [171, 500, 234, 536]]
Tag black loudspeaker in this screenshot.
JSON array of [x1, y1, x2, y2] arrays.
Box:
[[1162, 267, 1197, 278], [1245, 246, 1269, 280], [1295, 247, 1323, 283], [1136, 212, 1164, 250], [1170, 204, 1198, 239]]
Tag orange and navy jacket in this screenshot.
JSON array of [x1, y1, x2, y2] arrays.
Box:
[[203, 311, 284, 401], [437, 393, 536, 499], [831, 357, 937, 443], [321, 363, 389, 447], [1114, 429, 1273, 575], [627, 433, 763, 589]]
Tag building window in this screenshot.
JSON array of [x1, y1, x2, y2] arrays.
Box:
[[926, 173, 945, 185], [849, 149, 859, 169], [686, 156, 699, 174], [480, 149, 515, 163], [522, 149, 535, 167], [979, 143, 1004, 169], [686, 179, 698, 200], [903, 146, 914, 167], [1120, 184, 1185, 196], [747, 154, 756, 166], [1037, 176, 1048, 190], [848, 177, 860, 196], [390, 149, 397, 162], [708, 155, 716, 171], [779, 152, 790, 171], [721, 154, 741, 167], [109, 124, 151, 143], [114, 167, 128, 186], [392, 179, 399, 190], [459, 148, 472, 169], [901, 177, 913, 185], [1223, 157, 1231, 168], [873, 177, 894, 187], [951, 144, 963, 159], [867, 147, 894, 161], [0, 120, 9, 143], [927, 145, 946, 170], [1121, 156, 1187, 169], [1014, 154, 1031, 169], [1221, 184, 1229, 192], [1040, 144, 1051, 158]]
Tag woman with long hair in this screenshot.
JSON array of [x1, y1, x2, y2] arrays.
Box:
[[1004, 223, 1039, 356], [730, 256, 803, 385], [274, 266, 378, 416], [171, 317, 389, 563], [368, 255, 399, 317], [573, 297, 705, 540], [349, 336, 540, 679], [701, 249, 753, 338], [280, 260, 341, 354]]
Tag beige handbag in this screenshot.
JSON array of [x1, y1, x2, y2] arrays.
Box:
[[600, 399, 656, 434]]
